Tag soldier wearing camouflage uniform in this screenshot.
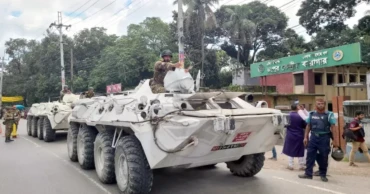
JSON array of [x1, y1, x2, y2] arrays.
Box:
[[60, 85, 71, 101], [3, 106, 19, 142], [150, 50, 181, 93], [84, 87, 95, 98]]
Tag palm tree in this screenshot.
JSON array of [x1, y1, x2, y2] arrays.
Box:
[[174, 0, 219, 85], [222, 6, 256, 67]]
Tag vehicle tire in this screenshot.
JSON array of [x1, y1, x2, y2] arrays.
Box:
[[27, 117, 32, 136], [226, 153, 265, 177], [43, 117, 56, 142], [37, 116, 44, 140], [31, 117, 38, 137], [115, 135, 153, 194], [94, 132, 116, 184], [77, 124, 98, 170], [67, 122, 79, 162]]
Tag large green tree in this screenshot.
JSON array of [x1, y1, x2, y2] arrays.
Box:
[[216, 1, 288, 67]]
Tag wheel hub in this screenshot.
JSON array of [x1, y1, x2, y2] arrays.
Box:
[[67, 131, 73, 157], [77, 135, 85, 163], [96, 146, 104, 172], [117, 154, 128, 191]]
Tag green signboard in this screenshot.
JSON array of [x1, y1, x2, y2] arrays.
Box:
[[250, 42, 362, 78]]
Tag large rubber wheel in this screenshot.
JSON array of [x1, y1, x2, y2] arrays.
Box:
[[94, 132, 116, 184], [226, 153, 265, 177], [37, 117, 44, 140], [77, 124, 98, 170], [31, 117, 38, 137], [43, 117, 56, 142], [27, 117, 32, 136], [115, 135, 153, 194], [67, 122, 79, 162]]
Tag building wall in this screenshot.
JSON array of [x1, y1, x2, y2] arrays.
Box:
[[260, 73, 293, 93]]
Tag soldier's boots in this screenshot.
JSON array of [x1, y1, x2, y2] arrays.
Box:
[[5, 137, 14, 143]]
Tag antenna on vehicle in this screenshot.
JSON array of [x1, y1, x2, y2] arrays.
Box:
[[195, 70, 200, 92]]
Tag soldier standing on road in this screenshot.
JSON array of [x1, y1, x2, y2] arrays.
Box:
[[84, 87, 95, 98], [299, 99, 339, 182], [60, 85, 71, 101], [2, 106, 19, 143], [150, 50, 191, 93]]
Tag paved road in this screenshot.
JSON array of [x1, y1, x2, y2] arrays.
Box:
[[0, 119, 368, 194]]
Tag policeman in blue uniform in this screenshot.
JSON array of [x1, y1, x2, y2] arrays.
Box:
[[298, 99, 338, 182]]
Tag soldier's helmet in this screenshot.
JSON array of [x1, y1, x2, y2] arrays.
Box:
[[64, 85, 69, 89], [88, 87, 93, 90], [331, 147, 344, 161], [161, 50, 172, 58]]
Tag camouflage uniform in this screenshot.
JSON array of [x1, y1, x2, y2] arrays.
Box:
[[60, 89, 71, 101], [150, 60, 176, 93], [85, 91, 95, 98], [3, 107, 19, 142]]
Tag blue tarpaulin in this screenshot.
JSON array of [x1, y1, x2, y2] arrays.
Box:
[[15, 105, 25, 111]]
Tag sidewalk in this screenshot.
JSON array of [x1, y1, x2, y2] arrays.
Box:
[[263, 145, 370, 177]]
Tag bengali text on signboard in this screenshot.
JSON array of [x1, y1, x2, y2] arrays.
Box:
[[250, 42, 362, 78]]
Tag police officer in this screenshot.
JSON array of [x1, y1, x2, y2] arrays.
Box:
[[84, 87, 95, 98], [150, 50, 191, 93], [299, 99, 339, 182], [3, 106, 19, 143]]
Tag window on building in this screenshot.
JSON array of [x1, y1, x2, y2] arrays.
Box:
[[338, 74, 344, 83], [349, 74, 356, 83], [294, 73, 304, 85], [314, 73, 323, 85], [360, 75, 366, 82], [326, 74, 334, 85]]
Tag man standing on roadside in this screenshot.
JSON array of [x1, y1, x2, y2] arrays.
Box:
[[299, 99, 339, 182], [349, 110, 370, 166]]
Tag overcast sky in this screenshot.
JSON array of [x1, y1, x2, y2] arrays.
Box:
[[0, 0, 369, 60]]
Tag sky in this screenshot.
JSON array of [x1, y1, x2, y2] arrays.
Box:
[[0, 0, 369, 61]]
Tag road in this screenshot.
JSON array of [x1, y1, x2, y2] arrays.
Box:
[[0, 119, 368, 194]]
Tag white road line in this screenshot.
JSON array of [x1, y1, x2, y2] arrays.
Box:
[[21, 136, 41, 147], [21, 136, 113, 194], [272, 176, 347, 194]]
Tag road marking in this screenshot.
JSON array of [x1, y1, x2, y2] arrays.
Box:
[[21, 136, 41, 147], [272, 176, 347, 194], [21, 136, 112, 194]]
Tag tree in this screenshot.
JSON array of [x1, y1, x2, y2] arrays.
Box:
[[297, 0, 370, 35], [173, 0, 219, 82], [216, 2, 288, 67], [257, 29, 308, 61]]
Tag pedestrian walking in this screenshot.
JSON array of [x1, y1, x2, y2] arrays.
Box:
[[269, 146, 277, 161], [348, 110, 370, 166], [283, 104, 307, 170], [298, 98, 339, 182]]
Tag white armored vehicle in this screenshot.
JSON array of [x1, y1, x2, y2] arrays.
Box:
[[27, 94, 80, 142], [67, 69, 286, 194]]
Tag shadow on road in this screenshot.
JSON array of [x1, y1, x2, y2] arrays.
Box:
[[55, 131, 67, 141], [150, 166, 265, 194]]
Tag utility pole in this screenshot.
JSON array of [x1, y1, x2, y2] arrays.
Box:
[[177, 0, 185, 69], [70, 49, 74, 92], [0, 56, 4, 108], [49, 11, 71, 89]]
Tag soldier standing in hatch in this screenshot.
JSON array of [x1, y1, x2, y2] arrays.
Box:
[[150, 50, 191, 93], [60, 85, 71, 101], [85, 87, 95, 98], [3, 106, 19, 143]]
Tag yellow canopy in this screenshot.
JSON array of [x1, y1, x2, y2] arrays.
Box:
[[2, 96, 24, 102]]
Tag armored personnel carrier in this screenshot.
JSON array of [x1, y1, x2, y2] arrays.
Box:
[[26, 93, 80, 142], [67, 69, 286, 194]]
